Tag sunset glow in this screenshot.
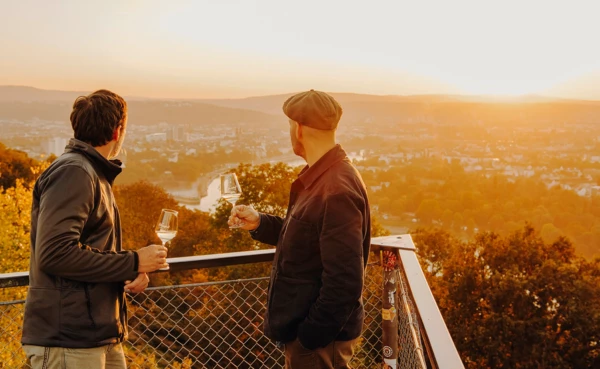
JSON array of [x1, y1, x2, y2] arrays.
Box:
[[1, 0, 599, 99]]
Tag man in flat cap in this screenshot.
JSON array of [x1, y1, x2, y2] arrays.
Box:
[[230, 90, 371, 368]]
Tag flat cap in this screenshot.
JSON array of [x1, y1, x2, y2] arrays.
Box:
[[282, 89, 343, 130]]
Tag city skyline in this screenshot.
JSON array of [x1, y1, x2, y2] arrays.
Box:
[[2, 0, 600, 99]]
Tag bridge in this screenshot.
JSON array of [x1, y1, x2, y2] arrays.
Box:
[[167, 156, 302, 207]]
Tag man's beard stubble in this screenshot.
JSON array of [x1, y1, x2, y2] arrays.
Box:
[[291, 131, 306, 160]]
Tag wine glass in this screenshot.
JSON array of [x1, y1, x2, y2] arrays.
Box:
[[155, 209, 178, 270], [220, 173, 244, 228]]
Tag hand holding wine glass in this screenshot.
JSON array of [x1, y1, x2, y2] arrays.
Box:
[[229, 204, 260, 231], [155, 209, 178, 270], [136, 244, 169, 272]]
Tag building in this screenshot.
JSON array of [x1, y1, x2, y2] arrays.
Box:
[[44, 137, 68, 156], [146, 133, 167, 142], [167, 125, 187, 142]]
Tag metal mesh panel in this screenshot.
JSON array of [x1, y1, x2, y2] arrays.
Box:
[[0, 299, 27, 369], [0, 265, 428, 368], [125, 277, 281, 368], [396, 268, 428, 369]]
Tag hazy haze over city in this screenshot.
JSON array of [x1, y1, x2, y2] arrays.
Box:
[[1, 0, 600, 100]]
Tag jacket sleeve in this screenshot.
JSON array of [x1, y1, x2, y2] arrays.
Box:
[[249, 213, 284, 246], [35, 165, 138, 283], [297, 192, 366, 349]]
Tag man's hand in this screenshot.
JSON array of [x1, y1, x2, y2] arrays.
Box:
[[229, 204, 260, 231], [124, 273, 149, 294], [136, 245, 168, 272]]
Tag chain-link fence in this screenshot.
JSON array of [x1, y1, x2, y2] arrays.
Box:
[[397, 267, 428, 369], [0, 265, 428, 369]]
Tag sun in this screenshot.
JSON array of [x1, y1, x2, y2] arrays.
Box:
[[452, 77, 552, 97]]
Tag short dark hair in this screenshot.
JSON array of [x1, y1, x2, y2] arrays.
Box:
[[70, 89, 127, 147]]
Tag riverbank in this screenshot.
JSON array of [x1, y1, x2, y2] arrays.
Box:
[[166, 151, 366, 213]]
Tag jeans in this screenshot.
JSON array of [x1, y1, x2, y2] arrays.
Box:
[[23, 343, 127, 369]]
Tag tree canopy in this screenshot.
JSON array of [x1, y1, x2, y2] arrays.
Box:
[[1, 147, 599, 367], [414, 226, 600, 368]]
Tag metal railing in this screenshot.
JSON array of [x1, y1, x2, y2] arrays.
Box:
[[0, 235, 464, 369]]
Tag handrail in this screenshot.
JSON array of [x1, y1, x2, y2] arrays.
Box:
[[374, 235, 465, 369], [0, 272, 29, 289], [1, 235, 465, 368], [0, 248, 276, 288]]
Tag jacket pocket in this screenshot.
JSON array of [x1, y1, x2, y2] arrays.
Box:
[[88, 283, 121, 342], [268, 275, 319, 342], [60, 287, 95, 341], [281, 216, 319, 267], [22, 288, 60, 342]]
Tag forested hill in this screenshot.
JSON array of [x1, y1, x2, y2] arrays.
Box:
[[3, 86, 600, 128]]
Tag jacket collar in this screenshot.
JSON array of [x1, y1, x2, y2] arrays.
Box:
[[296, 144, 347, 189], [65, 138, 123, 184]]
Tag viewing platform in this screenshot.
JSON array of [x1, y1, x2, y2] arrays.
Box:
[[0, 235, 464, 368]]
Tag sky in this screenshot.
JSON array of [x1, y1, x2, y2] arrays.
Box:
[[1, 0, 599, 99]]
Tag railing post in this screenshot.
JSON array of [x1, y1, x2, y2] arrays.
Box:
[[373, 235, 430, 369], [372, 234, 465, 369], [381, 248, 400, 369]]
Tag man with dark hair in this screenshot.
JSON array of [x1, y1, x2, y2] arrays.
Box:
[[230, 90, 371, 368], [22, 89, 168, 369]]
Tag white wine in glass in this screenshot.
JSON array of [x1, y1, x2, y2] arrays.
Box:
[[155, 209, 178, 270], [220, 173, 244, 228]]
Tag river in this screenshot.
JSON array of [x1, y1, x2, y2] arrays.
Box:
[[177, 151, 365, 213]]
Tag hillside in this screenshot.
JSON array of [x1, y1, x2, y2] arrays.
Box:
[[0, 100, 280, 127], [200, 93, 600, 125], [2, 86, 600, 127], [0, 86, 88, 102]]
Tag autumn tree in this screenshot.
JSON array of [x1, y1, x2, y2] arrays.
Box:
[[212, 162, 299, 229], [414, 226, 600, 368], [0, 181, 32, 275], [114, 181, 180, 251], [195, 162, 300, 282], [0, 142, 40, 190], [0, 153, 48, 368]]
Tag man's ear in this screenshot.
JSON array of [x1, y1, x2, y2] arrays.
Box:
[[112, 127, 120, 141], [295, 122, 303, 140]]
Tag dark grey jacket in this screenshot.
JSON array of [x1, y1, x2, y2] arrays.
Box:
[[22, 139, 139, 348], [251, 145, 371, 350]]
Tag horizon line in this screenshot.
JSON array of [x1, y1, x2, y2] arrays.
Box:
[[2, 84, 600, 103]]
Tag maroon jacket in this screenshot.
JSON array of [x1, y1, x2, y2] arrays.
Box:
[[251, 145, 371, 350]]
